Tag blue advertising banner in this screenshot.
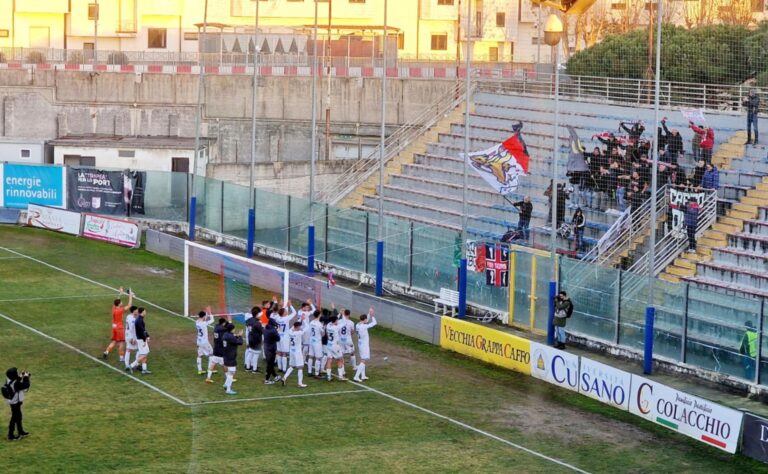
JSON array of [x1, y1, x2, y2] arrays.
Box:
[[2, 164, 66, 209]]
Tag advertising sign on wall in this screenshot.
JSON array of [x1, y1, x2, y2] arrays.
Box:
[[440, 317, 531, 375], [530, 342, 580, 392], [742, 413, 768, 463], [578, 357, 632, 411], [2, 163, 66, 209], [629, 375, 743, 453], [26, 204, 81, 236], [82, 213, 140, 248], [68, 168, 146, 216]]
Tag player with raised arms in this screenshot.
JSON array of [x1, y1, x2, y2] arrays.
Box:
[[339, 309, 357, 377], [281, 321, 308, 388], [307, 310, 324, 376], [123, 304, 139, 372], [195, 307, 215, 375], [103, 287, 133, 363], [271, 301, 296, 373], [297, 299, 316, 369], [324, 315, 345, 381], [205, 317, 229, 383], [353, 307, 377, 382]]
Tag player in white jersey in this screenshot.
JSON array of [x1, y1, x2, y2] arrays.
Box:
[[195, 308, 215, 375], [339, 309, 357, 377], [297, 300, 315, 364], [281, 321, 308, 388], [123, 305, 139, 371], [324, 315, 346, 381], [307, 311, 325, 376], [353, 307, 377, 382], [270, 301, 296, 373]]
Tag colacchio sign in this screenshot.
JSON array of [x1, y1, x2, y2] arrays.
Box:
[[630, 375, 743, 453]]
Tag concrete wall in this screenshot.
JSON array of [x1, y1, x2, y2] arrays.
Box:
[[0, 139, 45, 163], [0, 70, 457, 179], [53, 145, 195, 172]]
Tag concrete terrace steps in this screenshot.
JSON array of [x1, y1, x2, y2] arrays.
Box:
[[681, 276, 768, 299], [711, 247, 768, 273]]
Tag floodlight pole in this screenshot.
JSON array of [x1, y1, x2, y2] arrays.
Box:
[[375, 0, 388, 296], [458, 0, 472, 319], [189, 0, 209, 241], [247, 0, 261, 258], [307, 0, 320, 274], [644, 0, 663, 375]]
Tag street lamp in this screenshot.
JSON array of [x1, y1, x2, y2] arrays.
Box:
[[544, 13, 563, 347]]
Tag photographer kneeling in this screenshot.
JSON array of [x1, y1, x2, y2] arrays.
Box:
[[3, 368, 31, 441]]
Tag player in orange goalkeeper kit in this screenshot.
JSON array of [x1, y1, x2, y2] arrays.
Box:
[[103, 287, 133, 362]]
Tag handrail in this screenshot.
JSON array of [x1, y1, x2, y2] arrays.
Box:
[[580, 185, 668, 268], [316, 80, 472, 206], [628, 187, 719, 276]]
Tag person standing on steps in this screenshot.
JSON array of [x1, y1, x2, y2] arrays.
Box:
[[513, 196, 533, 241], [684, 197, 700, 254], [553, 291, 574, 350], [743, 89, 760, 145]]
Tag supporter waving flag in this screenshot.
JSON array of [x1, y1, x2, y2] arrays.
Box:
[[464, 122, 530, 195]]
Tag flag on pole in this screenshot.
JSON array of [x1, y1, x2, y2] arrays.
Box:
[[566, 126, 589, 173], [326, 272, 336, 289], [464, 123, 530, 195]]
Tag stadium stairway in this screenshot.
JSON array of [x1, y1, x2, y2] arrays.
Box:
[[660, 134, 768, 300]]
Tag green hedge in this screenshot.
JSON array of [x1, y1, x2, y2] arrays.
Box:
[[567, 24, 768, 86]]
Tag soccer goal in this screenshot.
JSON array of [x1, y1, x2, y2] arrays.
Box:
[[184, 241, 290, 319]]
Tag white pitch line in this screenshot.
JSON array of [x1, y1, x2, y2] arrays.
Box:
[[0, 293, 118, 303], [347, 380, 592, 474], [0, 256, 24, 260], [189, 389, 369, 406], [0, 310, 189, 406], [0, 246, 189, 321]]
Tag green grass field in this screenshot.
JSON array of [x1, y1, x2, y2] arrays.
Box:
[[0, 225, 766, 473]]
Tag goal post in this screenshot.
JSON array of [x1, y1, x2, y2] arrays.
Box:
[[184, 241, 290, 319]]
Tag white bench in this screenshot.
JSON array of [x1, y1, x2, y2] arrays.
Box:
[[433, 288, 460, 317]]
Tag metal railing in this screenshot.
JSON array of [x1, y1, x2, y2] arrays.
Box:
[[581, 185, 668, 268], [315, 80, 472, 206], [629, 187, 719, 276]]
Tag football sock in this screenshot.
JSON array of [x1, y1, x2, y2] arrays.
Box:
[[224, 373, 233, 390], [298, 370, 304, 386], [326, 368, 331, 380], [196, 357, 202, 372], [141, 363, 147, 371], [283, 367, 293, 380], [354, 363, 364, 380], [315, 360, 321, 375], [350, 356, 357, 369]]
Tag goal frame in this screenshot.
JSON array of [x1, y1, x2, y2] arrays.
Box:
[[183, 240, 290, 318]]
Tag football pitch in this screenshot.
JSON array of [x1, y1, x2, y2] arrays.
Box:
[[0, 226, 765, 473]]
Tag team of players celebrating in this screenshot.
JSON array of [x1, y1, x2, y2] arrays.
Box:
[[197, 298, 378, 395], [103, 288, 378, 396]]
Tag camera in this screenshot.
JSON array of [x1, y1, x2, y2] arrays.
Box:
[[21, 371, 30, 378]]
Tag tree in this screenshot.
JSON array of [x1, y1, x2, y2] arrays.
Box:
[[573, 1, 612, 50], [717, 0, 758, 27]]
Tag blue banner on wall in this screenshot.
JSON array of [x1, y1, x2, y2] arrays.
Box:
[[2, 164, 66, 209]]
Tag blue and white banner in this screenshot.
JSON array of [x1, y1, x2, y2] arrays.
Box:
[[2, 163, 66, 209], [578, 357, 632, 411], [530, 342, 580, 392]]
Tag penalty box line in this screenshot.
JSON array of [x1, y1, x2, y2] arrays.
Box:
[[346, 380, 592, 474], [0, 309, 368, 408], [0, 293, 119, 303]]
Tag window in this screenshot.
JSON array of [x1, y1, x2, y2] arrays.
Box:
[[397, 32, 405, 50], [489, 46, 498, 62], [611, 2, 626, 9], [88, 3, 99, 20], [437, 0, 454, 5], [496, 12, 506, 27], [183, 32, 199, 41], [349, 0, 365, 3], [80, 156, 96, 167], [118, 150, 136, 158], [430, 34, 448, 51], [286, 0, 304, 2], [20, 149, 31, 159], [531, 36, 541, 45], [0, 30, 8, 38], [148, 28, 167, 49]]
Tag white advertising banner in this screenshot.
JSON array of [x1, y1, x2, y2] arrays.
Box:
[[629, 375, 743, 453], [578, 357, 632, 411], [82, 213, 140, 248], [26, 204, 81, 236], [530, 342, 580, 392]]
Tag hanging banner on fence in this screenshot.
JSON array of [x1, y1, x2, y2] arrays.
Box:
[[578, 357, 632, 411], [68, 168, 146, 216], [629, 375, 743, 453], [466, 240, 479, 272], [2, 163, 66, 209], [596, 208, 632, 256], [680, 108, 707, 125], [474, 242, 509, 287], [440, 317, 531, 375], [26, 204, 81, 236], [126, 170, 146, 216], [741, 413, 768, 463], [82, 213, 140, 248], [530, 342, 580, 392], [667, 187, 706, 236]]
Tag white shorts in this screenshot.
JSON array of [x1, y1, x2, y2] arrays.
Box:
[[358, 344, 370, 360], [277, 337, 290, 353], [289, 348, 305, 367], [126, 339, 138, 351], [326, 344, 342, 360], [197, 342, 213, 357], [137, 340, 150, 356], [226, 366, 237, 373], [209, 355, 224, 366], [342, 342, 355, 355], [309, 342, 324, 358]]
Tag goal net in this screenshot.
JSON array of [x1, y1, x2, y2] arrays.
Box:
[[184, 241, 290, 320]]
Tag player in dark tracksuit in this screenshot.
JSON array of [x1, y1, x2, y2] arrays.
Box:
[[263, 321, 280, 384], [246, 317, 263, 373], [205, 319, 229, 383], [222, 324, 243, 395]]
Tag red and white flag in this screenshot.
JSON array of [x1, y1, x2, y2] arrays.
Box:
[[464, 127, 530, 195]]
